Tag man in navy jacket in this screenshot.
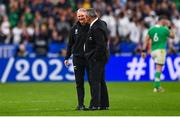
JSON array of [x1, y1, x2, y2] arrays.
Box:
[[84, 8, 110, 110]]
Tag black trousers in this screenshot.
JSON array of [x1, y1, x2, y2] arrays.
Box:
[[73, 56, 88, 106], [88, 59, 109, 108]]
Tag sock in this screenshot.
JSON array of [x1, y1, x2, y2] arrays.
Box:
[[154, 71, 161, 88]]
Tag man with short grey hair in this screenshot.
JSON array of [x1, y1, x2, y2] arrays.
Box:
[[84, 8, 110, 110], [64, 8, 89, 110]]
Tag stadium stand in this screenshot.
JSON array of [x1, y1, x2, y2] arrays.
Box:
[[0, 0, 179, 58]]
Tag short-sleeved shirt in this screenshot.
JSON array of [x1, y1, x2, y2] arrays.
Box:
[[148, 25, 170, 51]]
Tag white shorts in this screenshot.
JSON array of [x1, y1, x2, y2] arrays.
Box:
[[151, 49, 166, 65]]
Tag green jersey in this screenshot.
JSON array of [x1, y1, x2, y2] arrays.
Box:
[[148, 25, 170, 51]]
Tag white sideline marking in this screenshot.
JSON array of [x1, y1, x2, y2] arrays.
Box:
[[1, 58, 15, 83], [2, 100, 62, 104]]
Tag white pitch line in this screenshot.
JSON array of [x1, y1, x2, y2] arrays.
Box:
[[1, 100, 63, 104]]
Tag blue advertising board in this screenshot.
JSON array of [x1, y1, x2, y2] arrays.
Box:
[[0, 55, 180, 83], [106, 55, 180, 81]]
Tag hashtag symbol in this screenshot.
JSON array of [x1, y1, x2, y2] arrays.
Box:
[[126, 57, 147, 81]]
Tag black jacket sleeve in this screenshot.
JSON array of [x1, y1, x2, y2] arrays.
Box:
[[65, 28, 74, 60], [92, 28, 107, 61]]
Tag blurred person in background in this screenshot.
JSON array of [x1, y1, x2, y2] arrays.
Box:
[[92, 0, 106, 15], [56, 9, 71, 43], [23, 6, 34, 26], [12, 22, 23, 44], [82, 0, 91, 9], [141, 19, 175, 92], [64, 8, 89, 111], [117, 11, 130, 42], [15, 43, 27, 57], [8, 0, 19, 28], [101, 5, 116, 40], [129, 18, 141, 44], [25, 23, 35, 43], [0, 15, 11, 43], [33, 23, 49, 57], [0, 3, 6, 16], [101, 5, 120, 55], [171, 15, 180, 54]]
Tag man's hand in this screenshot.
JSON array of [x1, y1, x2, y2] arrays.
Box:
[[141, 52, 146, 59], [64, 60, 70, 67]]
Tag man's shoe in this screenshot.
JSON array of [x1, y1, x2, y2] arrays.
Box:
[[88, 106, 100, 110], [100, 107, 109, 110], [75, 105, 88, 111]]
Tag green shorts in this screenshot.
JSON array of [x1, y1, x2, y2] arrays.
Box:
[[151, 49, 166, 65]]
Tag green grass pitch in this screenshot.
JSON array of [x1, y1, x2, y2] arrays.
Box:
[[0, 82, 180, 116]]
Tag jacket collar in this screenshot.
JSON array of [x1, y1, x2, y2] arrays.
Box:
[[90, 17, 98, 28]]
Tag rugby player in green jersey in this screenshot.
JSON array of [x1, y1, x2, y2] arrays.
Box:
[[141, 19, 175, 92]]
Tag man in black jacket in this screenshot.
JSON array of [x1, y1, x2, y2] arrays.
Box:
[[84, 8, 110, 110], [64, 8, 89, 110]]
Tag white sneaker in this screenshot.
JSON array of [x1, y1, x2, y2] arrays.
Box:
[[153, 87, 165, 93], [153, 88, 158, 92]]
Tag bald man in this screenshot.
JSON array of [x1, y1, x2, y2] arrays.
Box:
[[64, 8, 89, 110]]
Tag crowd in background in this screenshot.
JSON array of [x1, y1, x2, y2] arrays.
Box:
[[0, 0, 179, 57]]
